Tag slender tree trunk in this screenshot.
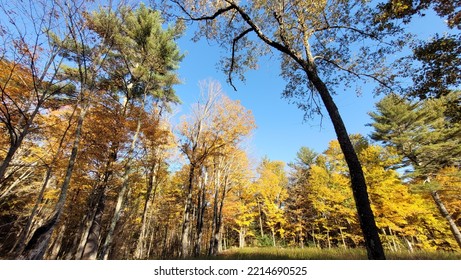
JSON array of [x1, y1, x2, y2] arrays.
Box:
[[20, 102, 89, 260], [404, 237, 414, 253], [431, 190, 461, 249], [80, 187, 105, 260], [209, 173, 228, 256], [0, 164, 35, 200], [239, 227, 246, 248], [99, 113, 143, 260], [258, 201, 264, 237], [312, 228, 316, 248], [181, 164, 195, 258], [76, 144, 117, 260], [307, 69, 385, 259], [11, 168, 52, 256], [339, 228, 346, 249], [134, 160, 160, 259], [193, 170, 207, 257], [48, 224, 66, 259]]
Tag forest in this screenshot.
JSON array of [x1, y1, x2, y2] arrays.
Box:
[[0, 0, 460, 260]]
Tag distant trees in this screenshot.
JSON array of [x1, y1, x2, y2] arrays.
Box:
[[253, 159, 288, 247], [285, 137, 457, 251], [178, 80, 255, 257]]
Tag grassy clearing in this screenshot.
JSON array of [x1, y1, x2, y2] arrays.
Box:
[[213, 247, 461, 260]]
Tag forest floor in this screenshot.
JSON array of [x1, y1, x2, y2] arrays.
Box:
[[210, 247, 461, 260]]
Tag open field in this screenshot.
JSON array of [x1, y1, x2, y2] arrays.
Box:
[[211, 247, 461, 260]]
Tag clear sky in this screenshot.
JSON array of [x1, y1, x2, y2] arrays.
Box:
[[171, 7, 449, 166]]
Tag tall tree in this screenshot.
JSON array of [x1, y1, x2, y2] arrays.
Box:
[[253, 158, 288, 246], [369, 91, 461, 249], [0, 0, 71, 186], [19, 0, 99, 259], [86, 4, 183, 260], [167, 0, 409, 259], [178, 79, 255, 257]]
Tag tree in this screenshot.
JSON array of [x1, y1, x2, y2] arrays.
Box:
[[178, 79, 255, 257], [168, 0, 410, 259], [369, 92, 461, 177], [285, 147, 318, 247], [375, 1, 461, 101], [253, 158, 288, 246], [375, 0, 461, 29], [369, 91, 461, 249], [0, 0, 72, 187], [19, 0, 99, 259], [85, 4, 183, 260]]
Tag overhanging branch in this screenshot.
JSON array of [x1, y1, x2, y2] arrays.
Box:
[[171, 0, 234, 21], [321, 57, 393, 91], [229, 27, 254, 91]]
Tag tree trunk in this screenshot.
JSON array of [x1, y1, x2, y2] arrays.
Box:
[[209, 174, 228, 256], [239, 227, 246, 248], [134, 160, 160, 259], [181, 164, 195, 258], [99, 99, 145, 259], [193, 170, 207, 257], [20, 103, 88, 259], [307, 68, 385, 259], [258, 201, 264, 237], [10, 168, 51, 256], [80, 187, 105, 260], [431, 190, 461, 249], [339, 228, 346, 249]]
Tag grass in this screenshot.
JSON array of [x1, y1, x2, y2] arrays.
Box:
[[212, 247, 461, 260]]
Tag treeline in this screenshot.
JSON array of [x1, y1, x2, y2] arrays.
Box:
[[0, 1, 460, 260]]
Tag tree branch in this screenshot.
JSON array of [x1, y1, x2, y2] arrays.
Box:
[[321, 57, 393, 91], [225, 1, 307, 69], [171, 0, 234, 21], [228, 27, 254, 91]]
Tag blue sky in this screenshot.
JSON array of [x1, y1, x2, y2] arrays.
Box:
[[171, 8, 449, 166]]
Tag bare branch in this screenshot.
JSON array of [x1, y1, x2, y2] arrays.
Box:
[[228, 27, 254, 91], [321, 57, 393, 91], [171, 0, 234, 21]]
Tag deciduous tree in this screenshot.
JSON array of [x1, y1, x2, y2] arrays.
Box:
[[167, 0, 410, 259]]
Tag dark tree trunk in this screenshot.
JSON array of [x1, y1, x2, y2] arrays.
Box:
[[193, 171, 207, 257], [181, 164, 195, 258], [209, 173, 227, 256], [80, 187, 106, 259], [308, 69, 385, 260]]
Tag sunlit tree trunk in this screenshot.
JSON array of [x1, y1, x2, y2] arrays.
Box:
[[20, 101, 89, 259], [100, 108, 143, 260], [134, 159, 160, 259], [431, 190, 461, 249]]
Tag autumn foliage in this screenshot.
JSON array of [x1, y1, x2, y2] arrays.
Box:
[[0, 1, 460, 260]]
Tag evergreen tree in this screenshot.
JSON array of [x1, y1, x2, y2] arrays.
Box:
[[369, 91, 461, 249]]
